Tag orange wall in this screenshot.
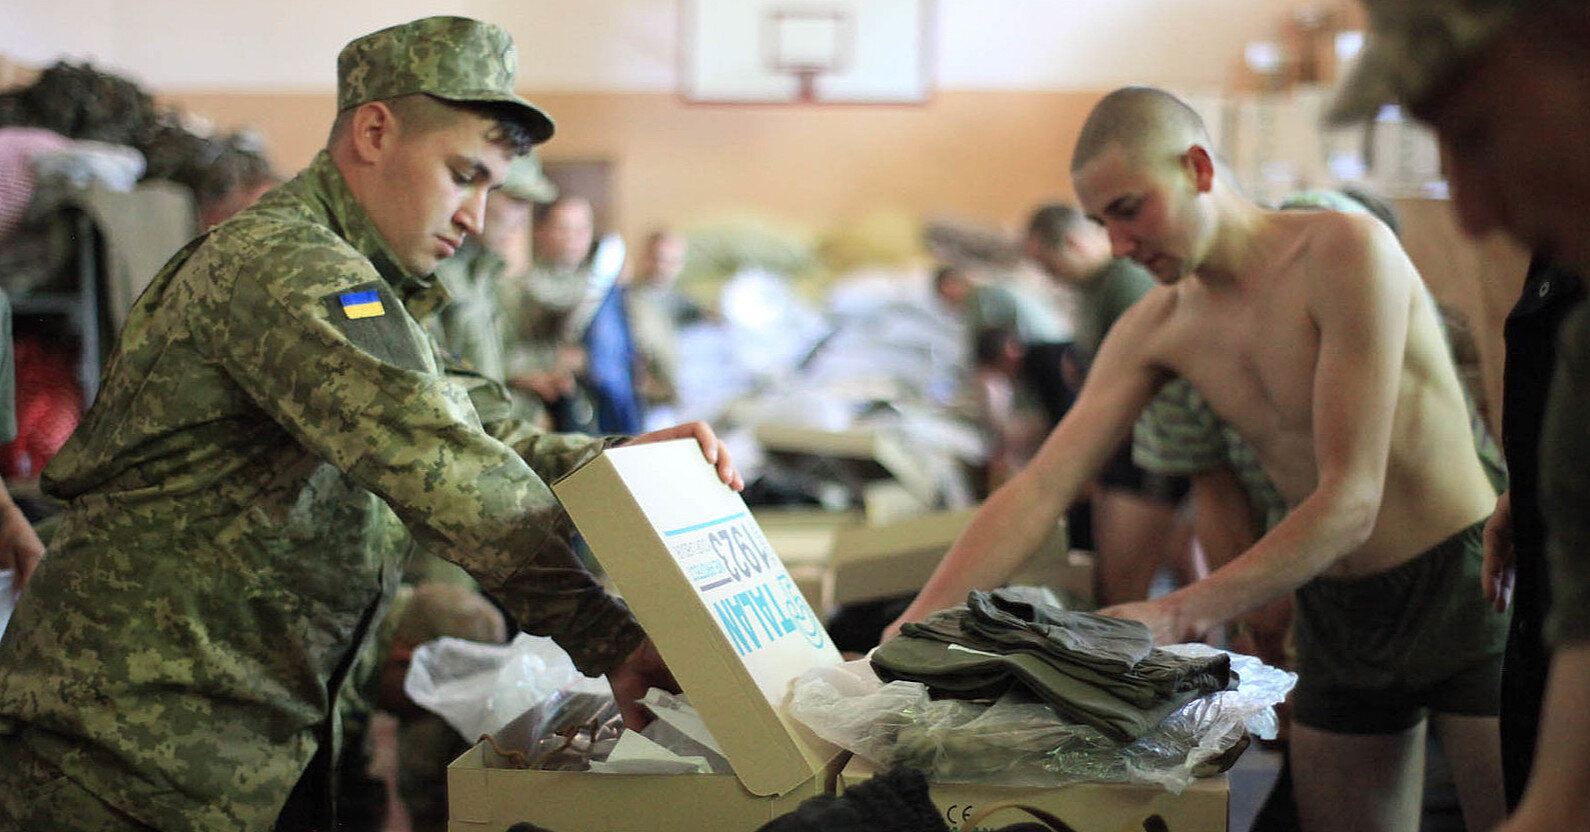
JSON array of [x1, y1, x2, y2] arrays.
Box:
[[162, 90, 1105, 243]]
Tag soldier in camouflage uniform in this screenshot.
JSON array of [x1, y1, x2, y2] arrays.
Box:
[[0, 16, 740, 832]]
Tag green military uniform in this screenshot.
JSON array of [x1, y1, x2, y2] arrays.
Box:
[[427, 153, 557, 388], [0, 17, 639, 832], [962, 280, 1071, 348], [1069, 258, 1155, 365], [1543, 303, 1590, 646], [625, 285, 693, 408], [502, 262, 594, 379], [431, 239, 513, 381]]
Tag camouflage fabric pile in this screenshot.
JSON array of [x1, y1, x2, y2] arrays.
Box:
[[0, 60, 274, 203]]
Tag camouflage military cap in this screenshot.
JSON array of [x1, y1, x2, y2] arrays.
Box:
[[337, 16, 554, 144], [1325, 0, 1542, 126], [501, 152, 558, 202]]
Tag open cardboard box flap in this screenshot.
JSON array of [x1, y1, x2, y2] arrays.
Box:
[[553, 439, 844, 797]]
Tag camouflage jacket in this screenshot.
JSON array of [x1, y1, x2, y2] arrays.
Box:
[[428, 238, 509, 382], [0, 151, 641, 831]]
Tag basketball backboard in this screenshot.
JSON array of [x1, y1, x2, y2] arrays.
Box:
[[680, 0, 934, 104]]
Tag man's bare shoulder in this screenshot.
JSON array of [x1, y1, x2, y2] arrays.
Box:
[[1117, 280, 1181, 327], [1098, 280, 1185, 363], [1278, 209, 1413, 293]]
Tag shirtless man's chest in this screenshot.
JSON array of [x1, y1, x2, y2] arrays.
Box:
[[1152, 258, 1322, 503]]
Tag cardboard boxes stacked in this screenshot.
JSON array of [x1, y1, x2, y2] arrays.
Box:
[[447, 440, 1228, 831]]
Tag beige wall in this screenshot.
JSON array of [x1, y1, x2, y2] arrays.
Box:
[[159, 90, 1528, 428], [162, 89, 1106, 243]]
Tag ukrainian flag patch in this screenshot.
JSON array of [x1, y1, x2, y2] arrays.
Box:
[[339, 289, 385, 320]]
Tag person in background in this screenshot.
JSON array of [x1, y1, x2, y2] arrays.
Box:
[[502, 195, 608, 432], [371, 582, 508, 832], [1328, 1, 1590, 828], [932, 264, 1075, 435], [1486, 258, 1582, 811], [195, 130, 281, 230], [627, 229, 705, 429], [0, 289, 45, 590], [580, 255, 645, 435], [968, 327, 1051, 489], [1023, 202, 1197, 607]]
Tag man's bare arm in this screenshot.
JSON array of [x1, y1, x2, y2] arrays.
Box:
[[1188, 466, 1262, 570], [1114, 215, 1411, 640], [886, 291, 1173, 637]]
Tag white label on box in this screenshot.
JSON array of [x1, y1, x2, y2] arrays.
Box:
[[663, 510, 830, 659]]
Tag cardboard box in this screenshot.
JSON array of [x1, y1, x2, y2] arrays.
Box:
[[449, 439, 845, 832], [825, 508, 978, 608], [751, 506, 863, 569], [753, 506, 864, 616], [754, 423, 939, 507], [842, 757, 1229, 832], [824, 511, 1078, 609]]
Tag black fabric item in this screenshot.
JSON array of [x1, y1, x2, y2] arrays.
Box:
[[826, 594, 915, 655], [756, 767, 949, 832], [1018, 341, 1076, 427], [1499, 259, 1580, 810]]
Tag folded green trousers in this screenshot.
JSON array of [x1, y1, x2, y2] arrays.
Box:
[[872, 590, 1232, 742]]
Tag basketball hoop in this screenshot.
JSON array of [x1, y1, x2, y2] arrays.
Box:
[[681, 0, 931, 105], [764, 9, 852, 103]]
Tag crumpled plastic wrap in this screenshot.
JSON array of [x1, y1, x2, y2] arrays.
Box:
[[788, 644, 1296, 793], [404, 632, 589, 741]]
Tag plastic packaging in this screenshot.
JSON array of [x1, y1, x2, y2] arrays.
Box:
[[404, 632, 588, 741], [788, 644, 1296, 792]]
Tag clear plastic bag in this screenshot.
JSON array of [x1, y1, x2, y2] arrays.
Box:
[[487, 676, 623, 770], [403, 632, 589, 741], [788, 644, 1296, 792]]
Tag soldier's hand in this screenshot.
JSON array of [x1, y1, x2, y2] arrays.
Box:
[[0, 494, 44, 589], [1100, 598, 1191, 646], [626, 422, 743, 491], [607, 638, 678, 731], [1482, 489, 1516, 613], [509, 371, 575, 403]]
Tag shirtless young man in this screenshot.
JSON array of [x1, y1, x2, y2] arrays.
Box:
[[887, 87, 1505, 832]]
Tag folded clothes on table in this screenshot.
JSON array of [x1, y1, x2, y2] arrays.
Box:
[[871, 589, 1233, 742]]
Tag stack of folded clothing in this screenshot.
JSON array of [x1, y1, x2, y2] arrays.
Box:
[[872, 589, 1233, 742]]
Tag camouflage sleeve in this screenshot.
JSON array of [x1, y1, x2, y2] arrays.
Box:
[[1131, 378, 1231, 475], [198, 246, 641, 675], [441, 360, 624, 481]]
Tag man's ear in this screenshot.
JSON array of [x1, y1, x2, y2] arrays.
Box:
[[1183, 145, 1216, 193], [347, 102, 399, 165]]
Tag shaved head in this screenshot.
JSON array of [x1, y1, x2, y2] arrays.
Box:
[[1071, 86, 1213, 174]]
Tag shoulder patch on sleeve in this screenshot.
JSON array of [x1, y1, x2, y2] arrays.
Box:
[[321, 282, 431, 372], [338, 288, 385, 319]]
